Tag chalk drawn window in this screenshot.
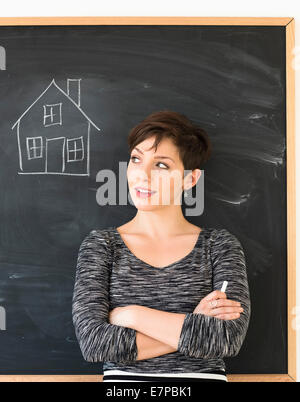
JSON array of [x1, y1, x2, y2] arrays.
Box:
[[26, 136, 43, 160], [67, 137, 84, 162], [43, 103, 62, 126]]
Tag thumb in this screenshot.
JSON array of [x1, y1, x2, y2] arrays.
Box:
[[203, 289, 226, 302]]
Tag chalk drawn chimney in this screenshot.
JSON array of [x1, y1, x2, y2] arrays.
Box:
[[67, 78, 81, 107]]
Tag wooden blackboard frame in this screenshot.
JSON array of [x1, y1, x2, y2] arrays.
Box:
[[0, 16, 296, 383]]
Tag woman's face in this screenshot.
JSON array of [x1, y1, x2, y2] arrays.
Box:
[[127, 136, 190, 210]]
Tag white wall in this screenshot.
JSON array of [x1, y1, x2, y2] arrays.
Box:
[[1, 0, 299, 382]]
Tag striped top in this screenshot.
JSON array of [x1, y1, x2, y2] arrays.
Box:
[[72, 226, 251, 382]]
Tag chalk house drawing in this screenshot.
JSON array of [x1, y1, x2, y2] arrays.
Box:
[[11, 78, 101, 176]]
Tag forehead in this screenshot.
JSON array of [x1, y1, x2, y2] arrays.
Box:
[[134, 137, 179, 158]]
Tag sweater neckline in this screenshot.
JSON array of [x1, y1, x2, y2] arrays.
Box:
[[109, 226, 205, 270]]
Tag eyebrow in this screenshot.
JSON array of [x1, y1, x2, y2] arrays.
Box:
[[133, 147, 175, 163]]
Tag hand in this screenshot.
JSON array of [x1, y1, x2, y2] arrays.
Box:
[[193, 290, 243, 320], [108, 305, 136, 328]]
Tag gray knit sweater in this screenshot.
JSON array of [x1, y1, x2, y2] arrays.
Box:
[[72, 226, 251, 374]]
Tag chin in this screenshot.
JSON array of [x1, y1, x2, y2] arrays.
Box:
[[135, 203, 162, 211], [131, 197, 160, 210], [132, 197, 173, 210], [130, 196, 161, 210]]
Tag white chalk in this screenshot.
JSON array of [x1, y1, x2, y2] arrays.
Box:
[[220, 281, 228, 293]]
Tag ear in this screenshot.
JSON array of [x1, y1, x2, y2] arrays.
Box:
[[183, 169, 201, 191]]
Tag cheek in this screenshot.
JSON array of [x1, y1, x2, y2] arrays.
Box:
[[155, 172, 183, 194], [127, 165, 148, 186], [127, 166, 134, 185], [169, 176, 184, 196]]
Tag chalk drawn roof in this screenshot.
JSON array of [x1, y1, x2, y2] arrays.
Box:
[[11, 78, 101, 131]]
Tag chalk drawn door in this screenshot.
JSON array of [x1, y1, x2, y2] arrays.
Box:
[[45, 137, 66, 173]]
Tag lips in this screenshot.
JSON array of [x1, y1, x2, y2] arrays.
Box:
[[135, 187, 157, 198], [135, 187, 155, 193]]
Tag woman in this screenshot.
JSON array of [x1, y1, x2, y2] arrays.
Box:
[[72, 110, 251, 382]]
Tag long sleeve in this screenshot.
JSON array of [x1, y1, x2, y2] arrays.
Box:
[[177, 228, 251, 359], [72, 229, 138, 363]]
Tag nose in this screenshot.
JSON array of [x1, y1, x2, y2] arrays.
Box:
[[141, 162, 153, 182]]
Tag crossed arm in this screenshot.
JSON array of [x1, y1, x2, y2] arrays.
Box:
[[72, 229, 251, 363], [135, 330, 178, 360], [109, 285, 244, 361], [109, 305, 186, 360]]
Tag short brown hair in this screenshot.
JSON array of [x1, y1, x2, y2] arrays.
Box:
[[127, 110, 212, 172]]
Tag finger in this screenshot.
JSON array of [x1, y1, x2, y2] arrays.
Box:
[[205, 298, 241, 310], [203, 290, 227, 302], [211, 307, 243, 315], [212, 299, 241, 308], [215, 313, 240, 320]]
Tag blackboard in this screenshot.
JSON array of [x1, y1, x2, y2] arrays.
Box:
[[0, 20, 293, 378]]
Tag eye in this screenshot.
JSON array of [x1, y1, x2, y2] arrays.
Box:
[[156, 162, 169, 169], [130, 155, 169, 170], [130, 156, 140, 163]]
